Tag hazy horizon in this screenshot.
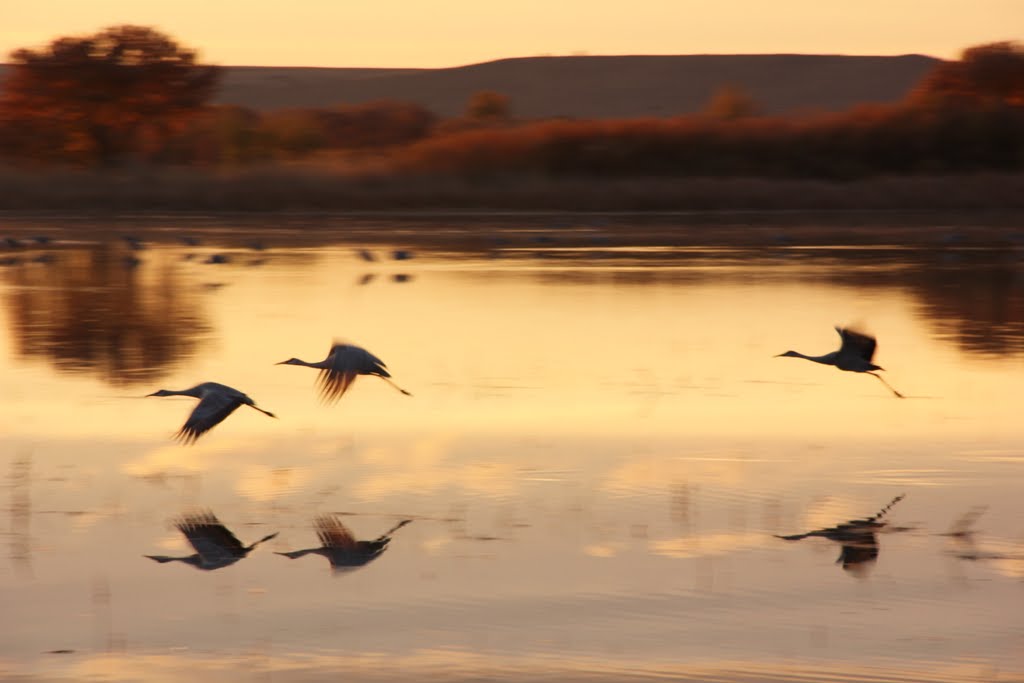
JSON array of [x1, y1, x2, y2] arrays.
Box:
[[3, 0, 1021, 68]]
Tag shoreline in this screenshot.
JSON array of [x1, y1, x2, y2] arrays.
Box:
[[2, 168, 1024, 215]]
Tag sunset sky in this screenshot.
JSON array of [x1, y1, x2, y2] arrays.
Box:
[[4, 0, 1023, 67]]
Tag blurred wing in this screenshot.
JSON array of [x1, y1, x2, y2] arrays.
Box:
[[177, 392, 241, 443], [836, 327, 877, 362], [177, 512, 246, 561], [315, 343, 385, 403], [315, 515, 357, 549], [316, 367, 358, 404]]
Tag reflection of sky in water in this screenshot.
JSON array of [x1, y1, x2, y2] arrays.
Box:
[[1, 232, 1023, 681]]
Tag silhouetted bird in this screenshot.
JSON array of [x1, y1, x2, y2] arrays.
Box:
[[776, 494, 905, 575], [121, 236, 145, 251], [392, 249, 413, 261], [145, 511, 277, 571], [277, 341, 411, 402], [277, 516, 411, 573], [776, 326, 904, 397], [357, 249, 376, 262], [940, 505, 1006, 561], [147, 381, 277, 444], [205, 254, 230, 264]]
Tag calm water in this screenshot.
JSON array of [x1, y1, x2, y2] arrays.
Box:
[[1, 217, 1023, 683]]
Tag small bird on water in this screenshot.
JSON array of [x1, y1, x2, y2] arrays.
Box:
[[776, 326, 904, 398], [147, 381, 277, 443], [144, 511, 278, 571], [276, 341, 412, 402]]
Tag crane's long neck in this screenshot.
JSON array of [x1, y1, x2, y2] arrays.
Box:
[[145, 554, 201, 566], [276, 547, 325, 560], [281, 358, 328, 369], [787, 351, 836, 365]]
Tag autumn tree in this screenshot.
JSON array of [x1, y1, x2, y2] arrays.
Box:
[[465, 90, 511, 121], [912, 41, 1024, 106], [703, 84, 761, 120], [1, 25, 220, 165]]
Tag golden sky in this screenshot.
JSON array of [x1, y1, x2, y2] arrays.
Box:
[[4, 0, 1023, 67]]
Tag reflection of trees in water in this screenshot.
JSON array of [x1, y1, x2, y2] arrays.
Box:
[[523, 245, 1024, 358], [826, 249, 1024, 358], [4, 244, 209, 385], [908, 255, 1024, 357]]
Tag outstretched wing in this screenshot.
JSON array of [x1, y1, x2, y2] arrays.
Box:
[[836, 326, 878, 363], [177, 512, 247, 561], [315, 515, 357, 549], [176, 392, 241, 444]]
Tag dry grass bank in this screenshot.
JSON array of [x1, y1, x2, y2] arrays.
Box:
[[1, 165, 1024, 213]]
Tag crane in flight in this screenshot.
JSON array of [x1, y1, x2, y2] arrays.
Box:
[[276, 341, 411, 402], [147, 381, 277, 444], [276, 516, 412, 573], [144, 511, 278, 571], [776, 326, 904, 397]]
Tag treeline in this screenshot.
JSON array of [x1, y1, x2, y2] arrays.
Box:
[[394, 99, 1024, 179], [1, 27, 1023, 180]]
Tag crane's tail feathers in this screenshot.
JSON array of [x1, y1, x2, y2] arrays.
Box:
[[381, 377, 412, 396], [868, 372, 904, 398]]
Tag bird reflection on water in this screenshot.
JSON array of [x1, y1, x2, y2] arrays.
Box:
[[144, 511, 278, 571], [776, 495, 907, 576], [277, 516, 412, 573]]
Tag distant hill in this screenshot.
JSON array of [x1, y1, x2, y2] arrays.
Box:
[[214, 54, 939, 118], [0, 54, 940, 118]]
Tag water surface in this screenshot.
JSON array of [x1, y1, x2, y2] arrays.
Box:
[[2, 217, 1022, 682]]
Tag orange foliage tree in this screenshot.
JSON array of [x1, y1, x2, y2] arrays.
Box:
[[465, 90, 511, 121], [912, 41, 1024, 106], [1, 25, 220, 165]]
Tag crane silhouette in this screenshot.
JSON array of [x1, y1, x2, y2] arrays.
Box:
[[144, 511, 278, 571], [776, 494, 906, 575], [276, 341, 411, 402], [776, 326, 904, 397], [147, 381, 277, 443], [277, 516, 412, 573]]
